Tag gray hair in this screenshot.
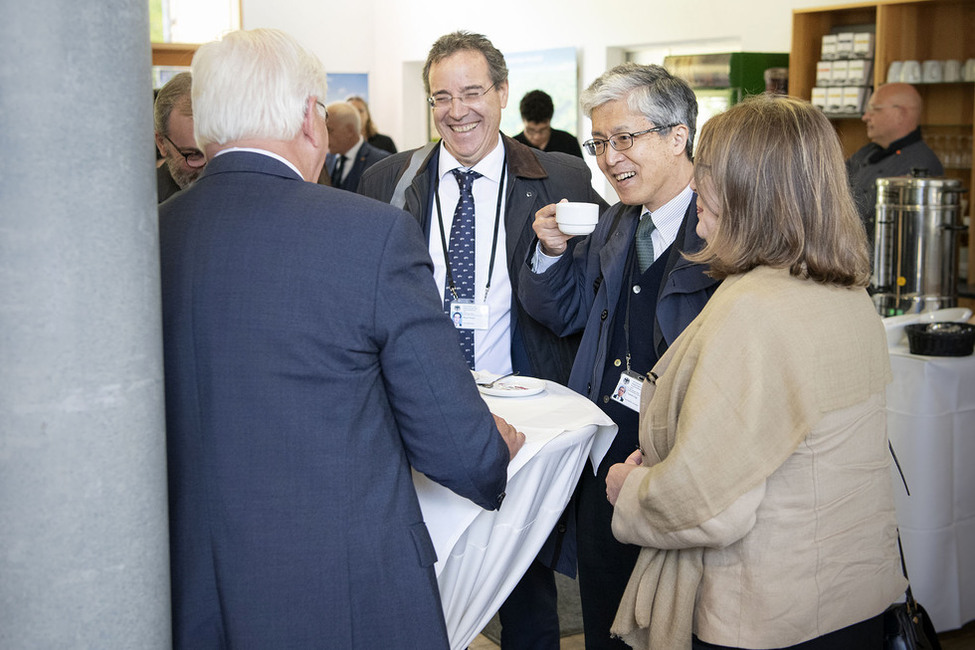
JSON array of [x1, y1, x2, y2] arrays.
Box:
[[191, 29, 327, 149], [326, 101, 361, 134], [422, 31, 507, 96], [580, 63, 697, 160], [153, 72, 193, 137]]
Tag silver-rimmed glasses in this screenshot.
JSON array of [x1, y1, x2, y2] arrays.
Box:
[[582, 124, 680, 156], [427, 82, 498, 109]]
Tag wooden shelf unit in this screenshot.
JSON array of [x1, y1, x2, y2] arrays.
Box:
[[790, 0, 975, 284]]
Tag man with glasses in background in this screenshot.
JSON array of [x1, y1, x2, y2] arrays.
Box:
[[359, 30, 606, 650], [846, 82, 942, 250], [154, 72, 206, 202], [519, 63, 718, 650]]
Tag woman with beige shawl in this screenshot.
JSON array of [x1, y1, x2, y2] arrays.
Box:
[[605, 95, 906, 650]]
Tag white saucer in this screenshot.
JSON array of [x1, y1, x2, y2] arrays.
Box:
[[477, 376, 545, 398]]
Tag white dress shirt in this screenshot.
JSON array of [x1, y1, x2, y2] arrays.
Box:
[[430, 135, 513, 375]]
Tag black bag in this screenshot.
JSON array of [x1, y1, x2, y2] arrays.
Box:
[[884, 444, 942, 650], [883, 586, 941, 650]]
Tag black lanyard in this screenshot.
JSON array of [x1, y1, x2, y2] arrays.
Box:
[[433, 157, 506, 302]]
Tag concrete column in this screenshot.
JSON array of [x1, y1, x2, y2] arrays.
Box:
[[0, 0, 171, 647]]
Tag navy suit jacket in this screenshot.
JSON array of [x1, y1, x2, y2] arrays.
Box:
[[159, 151, 508, 648], [326, 140, 390, 191]]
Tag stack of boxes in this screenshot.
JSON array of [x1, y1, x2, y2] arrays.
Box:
[[812, 31, 874, 115]]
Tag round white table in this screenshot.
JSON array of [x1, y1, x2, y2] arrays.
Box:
[[414, 380, 617, 650]]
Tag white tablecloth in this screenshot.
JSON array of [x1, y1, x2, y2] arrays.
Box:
[[413, 380, 617, 650], [887, 346, 975, 631]]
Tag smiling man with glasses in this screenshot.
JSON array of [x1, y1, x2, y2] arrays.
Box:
[[359, 30, 607, 650], [153, 72, 206, 202], [519, 63, 719, 650]]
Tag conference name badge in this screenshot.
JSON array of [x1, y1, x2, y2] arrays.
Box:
[[449, 300, 490, 331], [611, 370, 644, 413]]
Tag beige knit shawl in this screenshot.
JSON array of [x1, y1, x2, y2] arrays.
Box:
[[610, 266, 891, 649]]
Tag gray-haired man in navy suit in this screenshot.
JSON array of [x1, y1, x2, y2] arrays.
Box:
[[159, 27, 523, 649], [319, 100, 389, 190]]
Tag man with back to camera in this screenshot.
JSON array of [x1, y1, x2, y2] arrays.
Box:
[[358, 30, 608, 650], [513, 89, 585, 158], [153, 72, 206, 202], [518, 63, 719, 650], [317, 100, 389, 190], [158, 27, 525, 649], [847, 82, 943, 248]]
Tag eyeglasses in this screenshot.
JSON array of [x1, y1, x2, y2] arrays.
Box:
[[427, 82, 498, 109], [582, 124, 680, 156], [315, 100, 328, 120], [162, 134, 206, 168]]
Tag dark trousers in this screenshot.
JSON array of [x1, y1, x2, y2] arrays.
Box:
[[576, 460, 640, 650], [692, 612, 885, 650], [497, 558, 560, 649]]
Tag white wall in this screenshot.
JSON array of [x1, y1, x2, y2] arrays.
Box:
[[243, 0, 829, 182]]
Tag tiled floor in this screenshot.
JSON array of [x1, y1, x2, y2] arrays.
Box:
[[471, 620, 975, 649], [470, 633, 584, 649]]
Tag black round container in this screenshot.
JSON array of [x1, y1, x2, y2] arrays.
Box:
[[904, 322, 975, 356]]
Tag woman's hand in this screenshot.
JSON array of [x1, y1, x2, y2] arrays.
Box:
[[606, 449, 643, 506]]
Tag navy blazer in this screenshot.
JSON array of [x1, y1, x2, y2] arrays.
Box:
[[326, 140, 390, 191], [159, 151, 508, 648]]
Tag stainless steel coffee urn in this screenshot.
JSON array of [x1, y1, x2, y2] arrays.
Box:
[[871, 172, 965, 316]]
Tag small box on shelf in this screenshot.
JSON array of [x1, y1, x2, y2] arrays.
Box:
[[811, 87, 827, 110], [826, 87, 845, 113], [817, 61, 833, 86], [853, 33, 875, 59], [831, 59, 850, 86], [836, 32, 855, 59], [848, 59, 873, 86], [821, 34, 839, 61]]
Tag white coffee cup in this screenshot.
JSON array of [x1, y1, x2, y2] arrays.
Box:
[[922, 60, 943, 83], [964, 59, 975, 82], [944, 59, 962, 82], [555, 202, 600, 236], [886, 61, 903, 84], [901, 60, 922, 83]]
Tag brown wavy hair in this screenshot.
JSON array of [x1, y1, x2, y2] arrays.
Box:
[[687, 94, 870, 287]]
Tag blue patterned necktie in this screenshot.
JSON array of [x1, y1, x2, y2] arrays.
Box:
[[330, 154, 347, 188], [445, 168, 481, 368], [635, 211, 656, 273]]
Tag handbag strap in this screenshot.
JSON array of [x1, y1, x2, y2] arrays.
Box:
[[889, 441, 919, 610]]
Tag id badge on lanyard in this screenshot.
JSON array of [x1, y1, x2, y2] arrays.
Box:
[[611, 369, 644, 412], [449, 300, 490, 330]]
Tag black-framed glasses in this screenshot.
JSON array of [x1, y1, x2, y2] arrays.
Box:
[[315, 100, 328, 120], [163, 134, 206, 168], [427, 82, 498, 109], [582, 124, 680, 156]]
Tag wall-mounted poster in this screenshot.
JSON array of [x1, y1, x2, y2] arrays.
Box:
[[326, 73, 369, 104], [500, 47, 579, 140]]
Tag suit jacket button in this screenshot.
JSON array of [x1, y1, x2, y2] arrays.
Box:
[[602, 395, 610, 403], [600, 309, 608, 320], [497, 492, 506, 506]]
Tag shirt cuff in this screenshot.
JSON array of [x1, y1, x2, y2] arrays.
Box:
[[531, 241, 562, 274]]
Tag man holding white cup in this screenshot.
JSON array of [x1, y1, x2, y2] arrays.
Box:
[[519, 63, 718, 650]]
